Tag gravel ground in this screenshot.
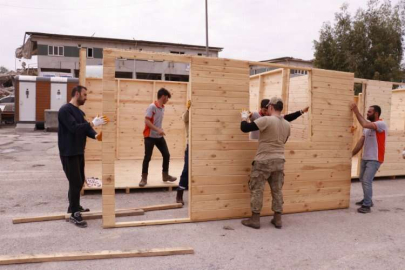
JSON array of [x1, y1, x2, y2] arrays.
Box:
[[1, 127, 405, 270]]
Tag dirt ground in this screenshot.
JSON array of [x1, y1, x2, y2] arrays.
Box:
[[1, 127, 405, 270]]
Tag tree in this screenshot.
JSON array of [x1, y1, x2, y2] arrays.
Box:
[[0, 66, 9, 74], [314, 0, 404, 82]]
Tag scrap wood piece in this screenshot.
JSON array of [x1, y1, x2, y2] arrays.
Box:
[[12, 203, 182, 224], [0, 247, 194, 266], [12, 209, 144, 224]]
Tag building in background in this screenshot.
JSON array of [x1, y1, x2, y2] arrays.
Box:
[[16, 32, 223, 81], [251, 57, 313, 76]]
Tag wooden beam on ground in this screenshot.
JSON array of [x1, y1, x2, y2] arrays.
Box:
[[114, 218, 191, 228], [12, 209, 144, 224], [141, 203, 183, 212], [0, 247, 194, 266], [12, 203, 182, 224]]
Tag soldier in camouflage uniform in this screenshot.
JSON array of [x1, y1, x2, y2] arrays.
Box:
[[240, 97, 290, 229]]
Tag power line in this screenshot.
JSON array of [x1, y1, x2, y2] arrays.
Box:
[[0, 0, 158, 11]]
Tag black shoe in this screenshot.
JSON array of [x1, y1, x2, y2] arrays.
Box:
[[355, 200, 374, 207], [69, 212, 88, 228], [357, 206, 371, 214], [67, 205, 90, 214]]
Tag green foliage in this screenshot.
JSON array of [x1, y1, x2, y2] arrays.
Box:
[[0, 66, 9, 74], [314, 0, 404, 82]]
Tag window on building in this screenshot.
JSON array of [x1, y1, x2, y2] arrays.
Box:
[[87, 48, 94, 58], [48, 46, 64, 56], [115, 72, 133, 79], [170, 51, 185, 55], [136, 73, 162, 80], [165, 74, 189, 82]]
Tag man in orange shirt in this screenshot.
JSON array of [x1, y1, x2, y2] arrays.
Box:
[[139, 88, 177, 187]]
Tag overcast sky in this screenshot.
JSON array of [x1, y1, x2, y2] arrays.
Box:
[[0, 0, 400, 70]]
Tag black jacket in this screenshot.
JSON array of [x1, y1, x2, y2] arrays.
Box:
[[58, 103, 97, 156]]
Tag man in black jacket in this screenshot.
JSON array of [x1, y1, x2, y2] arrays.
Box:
[[58, 85, 108, 228]]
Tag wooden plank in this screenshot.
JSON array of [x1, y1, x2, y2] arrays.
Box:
[[115, 218, 191, 228], [0, 247, 194, 266], [281, 68, 290, 114], [79, 48, 86, 86], [108, 49, 191, 63], [249, 68, 283, 79], [12, 209, 144, 224], [248, 61, 312, 71]]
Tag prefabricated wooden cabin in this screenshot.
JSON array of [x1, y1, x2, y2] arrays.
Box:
[[78, 48, 405, 229]]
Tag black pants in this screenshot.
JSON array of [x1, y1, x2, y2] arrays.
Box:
[[60, 155, 85, 214], [178, 144, 189, 190], [142, 137, 170, 174]]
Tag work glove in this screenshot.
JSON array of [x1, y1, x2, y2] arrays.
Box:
[[241, 109, 250, 121], [402, 150, 405, 159], [187, 100, 191, 110], [92, 115, 109, 127], [96, 132, 102, 141]]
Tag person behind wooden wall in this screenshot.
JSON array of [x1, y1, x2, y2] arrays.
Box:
[[239, 97, 291, 229], [249, 99, 309, 140], [139, 88, 177, 187], [58, 85, 108, 228], [176, 100, 191, 205], [351, 103, 388, 214]]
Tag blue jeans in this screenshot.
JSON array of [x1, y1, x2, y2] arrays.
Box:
[[178, 145, 189, 190], [359, 160, 381, 207]]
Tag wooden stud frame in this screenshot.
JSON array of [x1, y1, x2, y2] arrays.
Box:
[[81, 49, 357, 228]]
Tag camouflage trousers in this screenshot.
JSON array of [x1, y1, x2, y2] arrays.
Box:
[[249, 159, 285, 214]]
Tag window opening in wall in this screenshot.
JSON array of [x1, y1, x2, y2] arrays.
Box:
[[136, 73, 162, 80], [170, 51, 185, 55], [87, 48, 94, 58], [248, 66, 310, 142]]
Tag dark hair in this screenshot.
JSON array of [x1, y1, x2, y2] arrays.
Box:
[[271, 101, 284, 112], [157, 88, 171, 99], [261, 99, 270, 109], [71, 85, 87, 97], [370, 105, 381, 117]]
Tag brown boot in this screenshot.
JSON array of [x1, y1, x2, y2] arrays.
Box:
[[139, 173, 148, 187], [176, 189, 184, 205], [271, 212, 282, 229], [241, 212, 260, 229], [162, 172, 177, 182]]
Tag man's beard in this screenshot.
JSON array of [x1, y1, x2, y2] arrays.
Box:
[[77, 98, 86, 106], [367, 115, 375, 122]]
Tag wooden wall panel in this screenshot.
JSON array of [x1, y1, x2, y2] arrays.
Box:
[[376, 89, 405, 177], [35, 81, 51, 122], [364, 80, 392, 128], [191, 64, 353, 222], [190, 58, 252, 221], [288, 75, 309, 140], [390, 89, 405, 131], [249, 69, 282, 112], [83, 78, 103, 161], [83, 78, 188, 161], [117, 80, 187, 159], [262, 70, 283, 101]]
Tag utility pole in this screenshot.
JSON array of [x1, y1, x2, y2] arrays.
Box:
[[205, 0, 209, 57]]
